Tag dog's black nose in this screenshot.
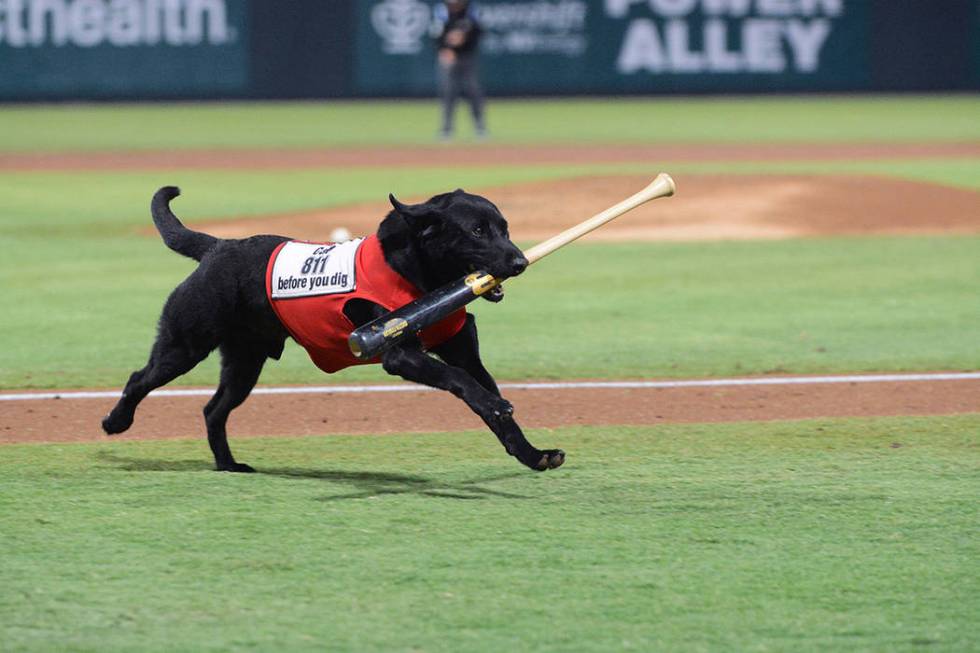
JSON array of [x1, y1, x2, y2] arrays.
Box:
[[510, 255, 528, 276]]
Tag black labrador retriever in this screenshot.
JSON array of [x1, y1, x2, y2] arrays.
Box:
[[102, 187, 565, 473]]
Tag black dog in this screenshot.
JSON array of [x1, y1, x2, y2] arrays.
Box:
[[102, 187, 565, 473]]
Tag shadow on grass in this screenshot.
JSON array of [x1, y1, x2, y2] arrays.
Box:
[[96, 451, 212, 472], [96, 451, 529, 501], [275, 467, 530, 502]]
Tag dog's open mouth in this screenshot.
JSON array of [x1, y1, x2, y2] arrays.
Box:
[[469, 264, 506, 302]]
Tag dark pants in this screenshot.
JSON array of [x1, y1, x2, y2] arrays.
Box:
[[438, 55, 486, 136]]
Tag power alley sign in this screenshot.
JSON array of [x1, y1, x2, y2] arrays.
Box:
[[607, 0, 853, 77]]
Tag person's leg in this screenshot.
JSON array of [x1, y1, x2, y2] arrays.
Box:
[[459, 57, 487, 136], [437, 61, 460, 138]]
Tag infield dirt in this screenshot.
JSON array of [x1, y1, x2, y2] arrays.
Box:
[[1, 377, 978, 445], [193, 173, 980, 243]]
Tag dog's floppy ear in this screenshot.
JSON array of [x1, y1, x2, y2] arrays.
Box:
[[388, 194, 414, 216], [389, 194, 440, 233]]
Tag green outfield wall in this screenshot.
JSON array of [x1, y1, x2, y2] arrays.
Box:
[[1, 0, 977, 100]]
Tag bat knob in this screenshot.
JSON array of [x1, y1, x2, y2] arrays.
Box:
[[348, 332, 366, 359], [348, 317, 409, 359]]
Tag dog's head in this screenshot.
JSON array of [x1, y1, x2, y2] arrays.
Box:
[[378, 189, 527, 300]]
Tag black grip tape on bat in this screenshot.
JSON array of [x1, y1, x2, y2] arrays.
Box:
[[348, 272, 499, 360]]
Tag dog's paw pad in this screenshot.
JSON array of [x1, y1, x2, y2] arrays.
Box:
[[537, 449, 565, 470]]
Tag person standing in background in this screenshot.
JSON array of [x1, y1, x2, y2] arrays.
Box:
[[434, 0, 486, 140]]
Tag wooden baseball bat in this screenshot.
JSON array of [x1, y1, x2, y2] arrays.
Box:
[[348, 174, 675, 359]]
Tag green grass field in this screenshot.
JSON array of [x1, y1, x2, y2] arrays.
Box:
[[2, 416, 978, 652], [1, 96, 978, 652], [2, 235, 979, 389], [2, 96, 979, 151]]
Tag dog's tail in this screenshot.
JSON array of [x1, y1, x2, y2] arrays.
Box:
[[151, 186, 218, 262]]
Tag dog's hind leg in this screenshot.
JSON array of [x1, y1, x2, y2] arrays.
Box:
[[203, 341, 267, 473], [102, 330, 214, 435]]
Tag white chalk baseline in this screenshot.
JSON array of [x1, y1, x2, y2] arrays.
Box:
[[2, 372, 978, 402]]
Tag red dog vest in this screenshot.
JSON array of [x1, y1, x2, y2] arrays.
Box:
[[266, 235, 466, 373]]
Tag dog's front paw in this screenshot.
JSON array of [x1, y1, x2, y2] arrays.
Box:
[[216, 462, 256, 473], [533, 449, 565, 471], [101, 411, 133, 435], [515, 448, 565, 471]]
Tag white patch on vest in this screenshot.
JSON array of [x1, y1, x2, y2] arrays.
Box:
[[270, 239, 363, 299]]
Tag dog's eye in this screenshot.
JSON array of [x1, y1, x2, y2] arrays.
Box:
[[471, 225, 485, 238]]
